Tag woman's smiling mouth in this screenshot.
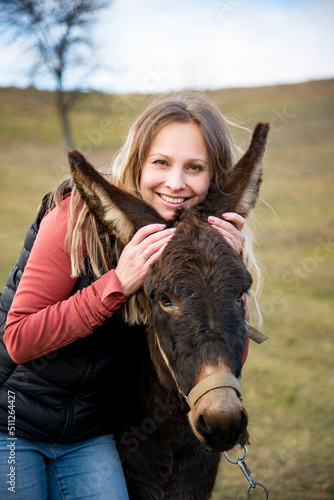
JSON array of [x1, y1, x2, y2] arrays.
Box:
[[159, 194, 188, 204]]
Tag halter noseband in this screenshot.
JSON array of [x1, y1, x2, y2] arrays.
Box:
[[155, 334, 242, 409], [187, 373, 242, 408]]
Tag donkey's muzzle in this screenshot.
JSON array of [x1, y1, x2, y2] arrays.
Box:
[[194, 400, 249, 451], [187, 375, 249, 452]]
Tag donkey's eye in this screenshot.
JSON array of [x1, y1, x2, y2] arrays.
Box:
[[235, 292, 244, 308], [158, 294, 173, 307], [157, 293, 178, 311]]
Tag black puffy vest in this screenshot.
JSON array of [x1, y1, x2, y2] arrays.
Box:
[[0, 200, 146, 444]]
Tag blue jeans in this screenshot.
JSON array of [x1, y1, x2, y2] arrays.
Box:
[[0, 432, 129, 499]]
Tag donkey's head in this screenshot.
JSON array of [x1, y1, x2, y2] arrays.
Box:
[[68, 122, 269, 452]]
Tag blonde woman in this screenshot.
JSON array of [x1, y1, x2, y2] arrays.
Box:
[[0, 92, 257, 499]]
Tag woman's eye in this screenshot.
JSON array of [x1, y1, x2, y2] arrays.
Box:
[[153, 160, 168, 166], [235, 292, 244, 308], [188, 164, 204, 172]]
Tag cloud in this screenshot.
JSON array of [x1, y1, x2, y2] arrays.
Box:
[[91, 0, 334, 92], [0, 0, 333, 92]]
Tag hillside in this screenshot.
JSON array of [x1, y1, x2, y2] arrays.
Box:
[[0, 79, 334, 499]]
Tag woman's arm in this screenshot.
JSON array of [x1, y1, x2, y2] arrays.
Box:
[[4, 196, 128, 364]]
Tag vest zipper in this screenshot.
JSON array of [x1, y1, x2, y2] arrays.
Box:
[[57, 396, 73, 443], [56, 357, 96, 443]]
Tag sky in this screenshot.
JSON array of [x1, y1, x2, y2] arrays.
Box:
[[0, 0, 333, 93]]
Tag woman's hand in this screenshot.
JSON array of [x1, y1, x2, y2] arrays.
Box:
[[208, 212, 245, 254], [115, 224, 176, 296]]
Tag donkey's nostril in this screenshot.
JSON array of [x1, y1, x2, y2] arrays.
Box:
[[195, 408, 248, 451], [195, 412, 225, 440], [196, 414, 211, 437]]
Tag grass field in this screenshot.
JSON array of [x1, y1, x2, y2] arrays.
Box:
[[0, 80, 333, 499]]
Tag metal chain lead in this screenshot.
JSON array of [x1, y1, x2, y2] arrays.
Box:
[[224, 446, 269, 499]]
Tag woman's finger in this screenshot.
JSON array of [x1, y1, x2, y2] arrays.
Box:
[[222, 212, 245, 231], [115, 226, 175, 296], [210, 225, 236, 245], [140, 227, 176, 252], [209, 217, 245, 254], [149, 242, 168, 264], [142, 232, 175, 260], [208, 216, 239, 236], [130, 223, 167, 245]]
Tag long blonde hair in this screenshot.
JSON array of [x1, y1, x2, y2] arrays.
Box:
[[49, 91, 263, 325]]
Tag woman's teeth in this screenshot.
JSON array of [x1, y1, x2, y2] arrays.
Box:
[[160, 194, 186, 204]]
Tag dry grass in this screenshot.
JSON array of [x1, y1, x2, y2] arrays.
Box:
[[0, 80, 333, 499]]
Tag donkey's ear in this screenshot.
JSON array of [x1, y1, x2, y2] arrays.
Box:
[[210, 122, 269, 218], [68, 150, 166, 244]]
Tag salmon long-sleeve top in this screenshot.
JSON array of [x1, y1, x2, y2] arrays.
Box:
[[4, 194, 249, 366], [4, 195, 128, 364]]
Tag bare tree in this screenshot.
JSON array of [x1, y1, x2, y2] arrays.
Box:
[[0, 0, 110, 150]]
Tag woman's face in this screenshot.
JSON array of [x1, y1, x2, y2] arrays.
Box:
[[140, 121, 211, 220]]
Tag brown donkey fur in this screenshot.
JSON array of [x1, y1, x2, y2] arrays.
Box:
[[68, 122, 269, 500]]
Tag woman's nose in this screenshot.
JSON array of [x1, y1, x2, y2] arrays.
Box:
[[165, 168, 186, 191]]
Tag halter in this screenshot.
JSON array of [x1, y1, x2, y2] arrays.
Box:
[[154, 319, 268, 408], [154, 334, 242, 409]]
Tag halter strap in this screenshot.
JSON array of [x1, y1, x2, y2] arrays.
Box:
[[155, 334, 242, 409], [187, 373, 242, 408], [246, 321, 268, 344]]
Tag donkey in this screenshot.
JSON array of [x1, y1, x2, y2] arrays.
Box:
[[68, 122, 269, 500]]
